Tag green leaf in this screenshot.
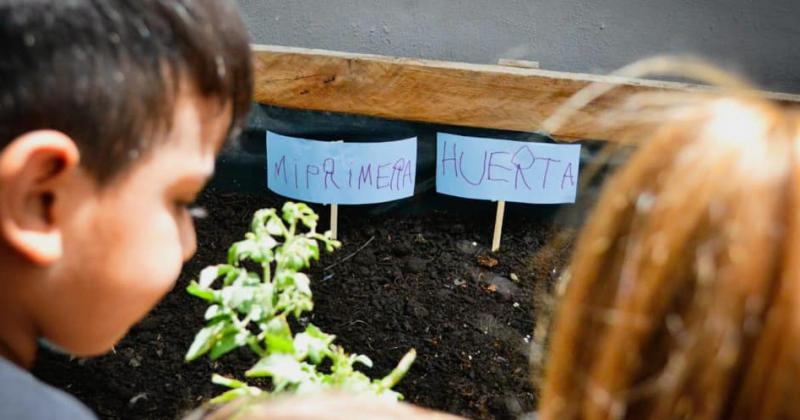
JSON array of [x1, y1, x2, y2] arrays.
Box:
[[209, 386, 262, 405], [275, 246, 305, 271], [317, 232, 342, 252], [211, 374, 248, 389], [230, 269, 248, 287], [199, 266, 220, 288], [275, 237, 319, 271], [281, 202, 299, 225], [294, 238, 318, 265], [246, 303, 263, 322], [222, 267, 240, 286], [251, 208, 278, 234], [227, 242, 240, 265], [185, 322, 225, 362], [253, 283, 275, 321], [186, 281, 217, 302], [266, 217, 284, 236], [282, 202, 318, 229], [264, 317, 294, 354], [265, 333, 294, 354], [275, 288, 313, 318], [245, 354, 311, 385], [243, 271, 262, 287], [204, 304, 230, 321], [210, 330, 248, 360], [338, 371, 372, 393], [307, 239, 320, 261], [221, 282, 258, 314], [229, 239, 254, 263], [293, 273, 311, 296], [274, 270, 295, 290], [294, 324, 335, 364], [352, 354, 373, 368], [217, 264, 237, 275], [256, 235, 278, 252], [229, 237, 277, 265]]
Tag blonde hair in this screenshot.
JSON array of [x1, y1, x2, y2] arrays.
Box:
[[190, 392, 465, 420], [539, 59, 800, 419]]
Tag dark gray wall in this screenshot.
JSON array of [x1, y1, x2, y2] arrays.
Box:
[[238, 0, 800, 93]]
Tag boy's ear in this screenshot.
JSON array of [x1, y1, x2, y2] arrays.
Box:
[[0, 130, 80, 265]]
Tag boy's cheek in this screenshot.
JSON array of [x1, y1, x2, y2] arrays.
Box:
[[44, 263, 180, 356], [43, 207, 183, 355]]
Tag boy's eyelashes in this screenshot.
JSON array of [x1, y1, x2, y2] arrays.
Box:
[[174, 199, 194, 209], [171, 189, 202, 211], [172, 196, 199, 215]]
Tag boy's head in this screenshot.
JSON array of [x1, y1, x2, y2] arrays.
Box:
[[0, 0, 252, 365]]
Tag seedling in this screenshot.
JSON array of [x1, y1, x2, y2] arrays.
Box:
[[185, 202, 415, 403]]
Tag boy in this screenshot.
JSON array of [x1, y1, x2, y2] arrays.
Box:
[[0, 1, 253, 418]]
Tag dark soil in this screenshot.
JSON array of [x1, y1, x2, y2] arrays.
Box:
[[33, 189, 574, 420]]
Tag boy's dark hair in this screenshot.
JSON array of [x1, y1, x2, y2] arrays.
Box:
[[0, 0, 253, 181]]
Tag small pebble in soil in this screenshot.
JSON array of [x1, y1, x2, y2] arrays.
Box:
[[455, 239, 480, 255], [128, 392, 148, 406], [476, 254, 499, 268], [484, 275, 521, 300]]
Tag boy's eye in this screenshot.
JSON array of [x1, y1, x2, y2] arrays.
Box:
[[173, 200, 207, 219], [173, 197, 197, 213], [175, 200, 192, 209]]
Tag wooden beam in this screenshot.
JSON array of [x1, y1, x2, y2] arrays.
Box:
[[497, 58, 540, 69], [252, 45, 800, 142]]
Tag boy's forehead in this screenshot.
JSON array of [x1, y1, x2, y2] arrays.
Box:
[[171, 90, 234, 154], [111, 92, 229, 185]]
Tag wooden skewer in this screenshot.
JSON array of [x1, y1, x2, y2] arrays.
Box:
[[330, 204, 339, 240], [491, 201, 506, 252]]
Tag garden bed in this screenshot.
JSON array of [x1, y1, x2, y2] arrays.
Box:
[[33, 188, 574, 420]]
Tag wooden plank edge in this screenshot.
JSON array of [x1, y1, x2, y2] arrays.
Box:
[[251, 44, 800, 141]]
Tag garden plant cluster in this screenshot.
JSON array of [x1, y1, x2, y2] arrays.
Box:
[[185, 202, 416, 404]]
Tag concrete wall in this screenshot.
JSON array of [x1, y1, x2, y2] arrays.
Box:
[[237, 0, 800, 93]]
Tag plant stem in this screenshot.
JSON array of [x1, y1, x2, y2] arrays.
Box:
[[247, 336, 267, 357], [377, 349, 416, 392]]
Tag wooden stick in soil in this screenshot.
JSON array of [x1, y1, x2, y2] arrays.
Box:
[[330, 204, 338, 240], [491, 201, 506, 252]]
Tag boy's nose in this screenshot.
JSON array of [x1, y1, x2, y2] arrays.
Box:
[[181, 217, 197, 262]]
